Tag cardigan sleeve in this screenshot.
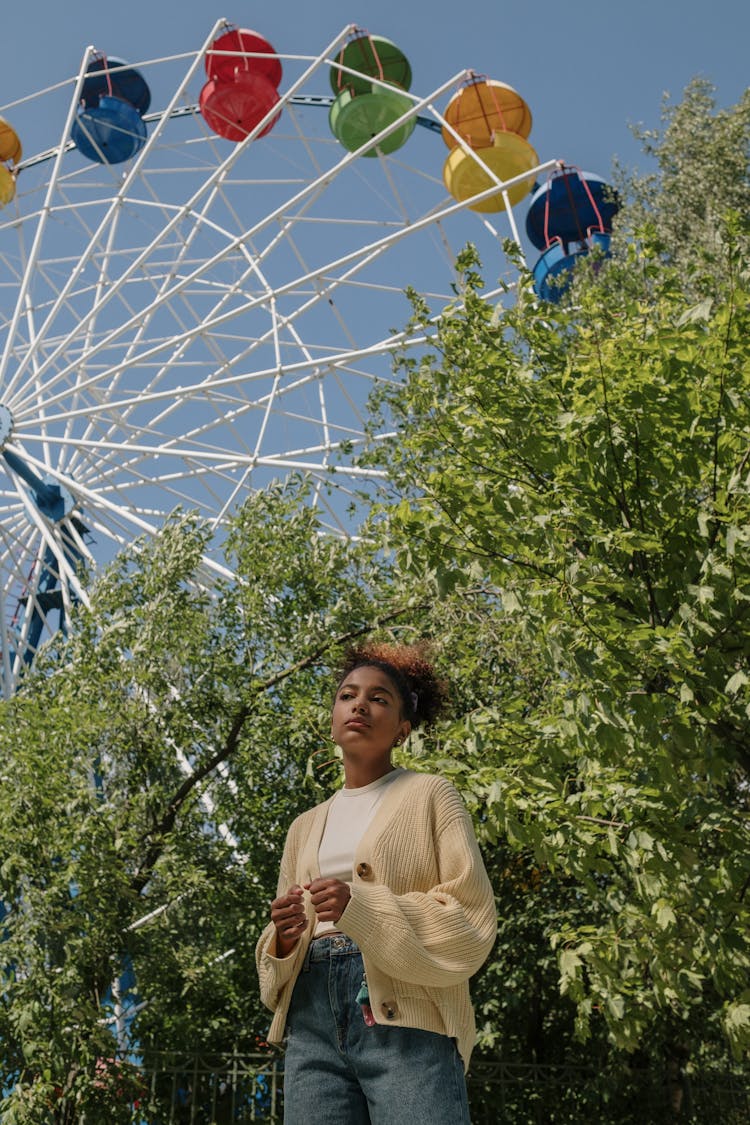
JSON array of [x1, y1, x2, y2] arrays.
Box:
[[255, 817, 311, 1012], [338, 784, 497, 989]]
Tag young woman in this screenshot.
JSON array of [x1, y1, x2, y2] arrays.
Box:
[[255, 643, 496, 1124]]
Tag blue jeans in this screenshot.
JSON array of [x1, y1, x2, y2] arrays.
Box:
[[283, 934, 470, 1125]]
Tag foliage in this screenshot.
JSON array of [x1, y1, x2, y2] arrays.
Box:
[[618, 78, 750, 297], [364, 142, 750, 1067], [0, 481, 433, 1122]]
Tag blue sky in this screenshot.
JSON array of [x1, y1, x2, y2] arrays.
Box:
[[3, 0, 747, 178]]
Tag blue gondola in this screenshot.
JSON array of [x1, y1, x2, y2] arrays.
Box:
[[526, 167, 619, 250], [71, 95, 147, 164], [532, 231, 612, 303], [79, 55, 151, 115], [527, 166, 620, 301], [72, 55, 151, 164]]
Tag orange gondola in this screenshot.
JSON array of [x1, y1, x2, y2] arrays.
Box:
[[442, 76, 532, 150]]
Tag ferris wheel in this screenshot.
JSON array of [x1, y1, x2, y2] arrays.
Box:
[[0, 19, 567, 696]]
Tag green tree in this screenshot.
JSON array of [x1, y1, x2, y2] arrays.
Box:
[[365, 86, 750, 1075], [0, 482, 434, 1123], [621, 78, 750, 297]]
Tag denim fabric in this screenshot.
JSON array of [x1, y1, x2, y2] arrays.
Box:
[[283, 934, 470, 1125]]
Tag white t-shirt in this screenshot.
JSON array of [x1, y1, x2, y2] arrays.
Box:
[[315, 768, 404, 935]]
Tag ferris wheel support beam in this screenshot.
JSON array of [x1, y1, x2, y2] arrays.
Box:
[[61, 179, 241, 485], [3, 464, 87, 607], [122, 265, 516, 471], [2, 459, 90, 684], [15, 225, 54, 471], [12, 442, 237, 584], [0, 447, 84, 673], [0, 587, 15, 699], [2, 447, 75, 521], [21, 543, 73, 666]]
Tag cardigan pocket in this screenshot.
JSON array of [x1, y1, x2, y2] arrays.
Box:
[[393, 979, 434, 1001]]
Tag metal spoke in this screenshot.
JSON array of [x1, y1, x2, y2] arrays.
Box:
[[0, 25, 546, 689]]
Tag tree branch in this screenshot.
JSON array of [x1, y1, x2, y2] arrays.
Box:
[[133, 600, 431, 888]]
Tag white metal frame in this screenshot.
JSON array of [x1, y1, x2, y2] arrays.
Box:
[[0, 22, 559, 694]]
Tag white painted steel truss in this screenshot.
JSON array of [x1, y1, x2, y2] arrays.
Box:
[[0, 20, 559, 694]]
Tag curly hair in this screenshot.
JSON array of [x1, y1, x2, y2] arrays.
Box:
[[336, 642, 447, 729]]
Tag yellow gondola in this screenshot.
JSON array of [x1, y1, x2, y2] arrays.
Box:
[[443, 132, 539, 212], [0, 164, 16, 208], [0, 115, 22, 166]]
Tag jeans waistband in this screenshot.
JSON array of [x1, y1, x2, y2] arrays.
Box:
[[304, 934, 360, 967]]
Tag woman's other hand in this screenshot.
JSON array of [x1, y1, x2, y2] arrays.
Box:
[[270, 884, 308, 956]]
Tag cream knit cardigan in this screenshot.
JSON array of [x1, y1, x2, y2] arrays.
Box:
[[255, 769, 497, 1069]]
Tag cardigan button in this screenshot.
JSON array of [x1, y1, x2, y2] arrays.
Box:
[[356, 862, 373, 879], [381, 1001, 398, 1020]]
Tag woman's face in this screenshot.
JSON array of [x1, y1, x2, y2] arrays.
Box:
[[331, 664, 411, 761]]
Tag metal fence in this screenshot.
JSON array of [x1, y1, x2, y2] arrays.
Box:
[[467, 1059, 750, 1124], [140, 1052, 283, 1123], [131, 1052, 749, 1124]]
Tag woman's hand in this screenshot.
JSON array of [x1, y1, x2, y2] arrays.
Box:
[[270, 884, 308, 957], [305, 877, 351, 924]]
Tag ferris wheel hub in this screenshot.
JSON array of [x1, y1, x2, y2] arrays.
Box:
[[0, 403, 12, 448]]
